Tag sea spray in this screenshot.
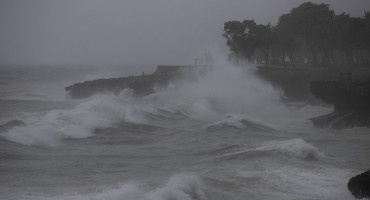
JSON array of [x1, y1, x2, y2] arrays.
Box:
[[54, 174, 206, 200], [2, 91, 152, 146], [256, 138, 323, 159], [0, 64, 366, 200], [150, 58, 327, 130], [217, 138, 322, 161], [237, 167, 354, 199], [2, 57, 329, 146], [149, 58, 284, 121]]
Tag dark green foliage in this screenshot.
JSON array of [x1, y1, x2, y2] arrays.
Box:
[[223, 20, 258, 60], [274, 15, 301, 67], [223, 20, 273, 66], [223, 2, 370, 67], [277, 2, 335, 66]]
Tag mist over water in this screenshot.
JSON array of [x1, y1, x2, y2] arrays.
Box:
[[2, 0, 370, 198], [0, 58, 367, 199], [2, 59, 323, 146]]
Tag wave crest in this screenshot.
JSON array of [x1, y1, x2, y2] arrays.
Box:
[[207, 114, 275, 131], [2, 91, 156, 146], [257, 138, 323, 159], [56, 174, 206, 200], [219, 138, 322, 161]]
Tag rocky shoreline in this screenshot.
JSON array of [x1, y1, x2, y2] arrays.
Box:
[[310, 72, 370, 129], [255, 67, 329, 102], [65, 73, 170, 98], [66, 65, 370, 129], [65, 65, 208, 99]]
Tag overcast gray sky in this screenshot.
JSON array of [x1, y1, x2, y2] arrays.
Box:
[[0, 0, 369, 65]]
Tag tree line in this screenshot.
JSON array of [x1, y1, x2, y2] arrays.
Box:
[[223, 2, 370, 68]]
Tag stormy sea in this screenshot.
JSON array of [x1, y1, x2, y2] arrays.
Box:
[[0, 61, 368, 200]]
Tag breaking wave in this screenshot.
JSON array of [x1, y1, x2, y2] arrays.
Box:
[[1, 58, 327, 146], [256, 138, 323, 159], [236, 167, 354, 199], [1, 91, 155, 146], [220, 138, 323, 160], [55, 174, 206, 200], [0, 119, 25, 132], [206, 114, 276, 131]]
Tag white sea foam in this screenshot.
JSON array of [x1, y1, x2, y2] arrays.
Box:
[[257, 138, 323, 159], [2, 57, 329, 146], [147, 58, 329, 131], [220, 138, 322, 161], [238, 167, 355, 200], [151, 59, 284, 120], [3, 90, 154, 146], [55, 174, 205, 200]]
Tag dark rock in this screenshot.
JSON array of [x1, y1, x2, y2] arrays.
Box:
[[65, 65, 210, 99], [348, 170, 370, 199], [65, 75, 170, 99], [310, 74, 370, 129], [255, 67, 328, 102]]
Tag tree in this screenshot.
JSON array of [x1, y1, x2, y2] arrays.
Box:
[[222, 3, 370, 67], [275, 15, 301, 68], [252, 23, 274, 67], [275, 2, 336, 66], [223, 20, 274, 66], [363, 11, 370, 64], [224, 20, 253, 63], [334, 14, 369, 65]]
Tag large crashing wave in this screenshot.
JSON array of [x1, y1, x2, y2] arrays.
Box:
[[1, 58, 328, 146], [2, 91, 152, 146]]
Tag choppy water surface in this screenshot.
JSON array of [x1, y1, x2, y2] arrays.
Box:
[[0, 63, 368, 200]]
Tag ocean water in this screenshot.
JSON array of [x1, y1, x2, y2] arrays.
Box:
[[0, 62, 368, 200]]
